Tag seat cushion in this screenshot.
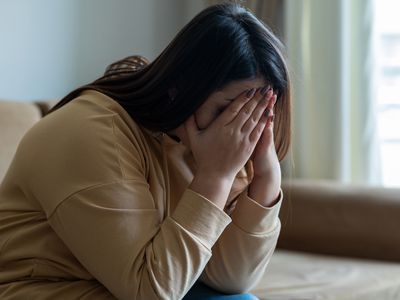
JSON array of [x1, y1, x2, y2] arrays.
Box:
[[252, 250, 400, 300], [0, 100, 42, 182]]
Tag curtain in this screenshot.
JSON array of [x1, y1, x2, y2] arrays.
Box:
[[207, 0, 284, 37], [285, 0, 381, 185]]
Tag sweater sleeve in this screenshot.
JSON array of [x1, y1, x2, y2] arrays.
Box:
[[48, 184, 231, 300], [199, 188, 282, 294]]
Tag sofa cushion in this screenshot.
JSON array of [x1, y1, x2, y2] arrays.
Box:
[[0, 100, 42, 182], [252, 249, 400, 300]]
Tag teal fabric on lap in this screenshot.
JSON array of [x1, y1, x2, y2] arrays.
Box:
[[183, 281, 260, 300]]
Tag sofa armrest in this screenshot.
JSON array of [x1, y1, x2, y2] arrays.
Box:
[[0, 100, 42, 182], [34, 100, 59, 117], [278, 179, 400, 262]]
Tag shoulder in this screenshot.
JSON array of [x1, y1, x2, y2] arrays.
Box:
[[13, 90, 155, 214], [37, 89, 147, 149]]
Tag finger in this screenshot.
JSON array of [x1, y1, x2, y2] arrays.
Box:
[[266, 94, 277, 127], [249, 114, 268, 144], [262, 114, 275, 143], [266, 92, 276, 112], [241, 89, 272, 133], [229, 86, 268, 130], [212, 88, 256, 128], [184, 114, 200, 137], [263, 93, 276, 120]]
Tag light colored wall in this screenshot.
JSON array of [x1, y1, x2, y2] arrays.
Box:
[[182, 1, 208, 23], [0, 0, 187, 101]]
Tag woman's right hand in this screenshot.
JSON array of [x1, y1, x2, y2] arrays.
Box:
[[185, 87, 271, 183]]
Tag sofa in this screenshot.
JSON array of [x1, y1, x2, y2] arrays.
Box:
[[1, 99, 400, 300], [257, 180, 400, 299]]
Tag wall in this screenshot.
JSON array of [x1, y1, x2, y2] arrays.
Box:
[[0, 0, 189, 101]]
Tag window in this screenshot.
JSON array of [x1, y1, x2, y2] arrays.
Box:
[[375, 0, 400, 187]]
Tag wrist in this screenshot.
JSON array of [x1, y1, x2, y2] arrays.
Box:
[[189, 172, 235, 210], [248, 175, 281, 207]]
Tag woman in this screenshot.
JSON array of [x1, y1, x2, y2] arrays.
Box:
[[0, 3, 291, 300]]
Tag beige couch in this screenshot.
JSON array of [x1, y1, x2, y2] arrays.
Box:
[[258, 180, 400, 299], [1, 99, 400, 299]]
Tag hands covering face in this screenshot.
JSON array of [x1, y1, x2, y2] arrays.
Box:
[[184, 84, 278, 182]]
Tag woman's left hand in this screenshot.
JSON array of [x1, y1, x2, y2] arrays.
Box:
[[248, 89, 281, 207]]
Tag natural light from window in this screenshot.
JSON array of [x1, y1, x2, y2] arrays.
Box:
[[375, 0, 400, 187]]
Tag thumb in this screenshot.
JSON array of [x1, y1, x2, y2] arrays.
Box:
[[184, 114, 199, 136], [183, 114, 200, 150]]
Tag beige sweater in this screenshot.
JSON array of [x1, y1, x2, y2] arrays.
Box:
[[0, 90, 282, 300]]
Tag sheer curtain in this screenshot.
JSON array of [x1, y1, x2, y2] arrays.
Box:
[[207, 0, 284, 37], [285, 0, 381, 185]]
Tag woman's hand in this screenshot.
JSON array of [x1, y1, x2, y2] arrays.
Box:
[[185, 87, 272, 209], [249, 90, 281, 207]]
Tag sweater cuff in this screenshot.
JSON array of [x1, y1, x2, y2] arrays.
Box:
[[230, 188, 283, 234], [171, 189, 232, 249]]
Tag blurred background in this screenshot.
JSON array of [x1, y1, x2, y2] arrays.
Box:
[[1, 0, 399, 188]]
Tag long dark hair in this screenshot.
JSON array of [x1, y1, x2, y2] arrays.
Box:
[[47, 3, 291, 161]]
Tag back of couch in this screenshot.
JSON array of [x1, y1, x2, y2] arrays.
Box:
[[279, 179, 400, 262], [0, 100, 55, 182]]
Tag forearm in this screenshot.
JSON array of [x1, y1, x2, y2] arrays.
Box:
[[50, 188, 232, 300], [248, 175, 281, 207], [199, 190, 282, 293], [189, 172, 235, 210], [200, 223, 280, 294]]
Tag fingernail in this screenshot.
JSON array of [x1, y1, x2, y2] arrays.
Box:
[[246, 88, 256, 98], [260, 86, 269, 96]]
